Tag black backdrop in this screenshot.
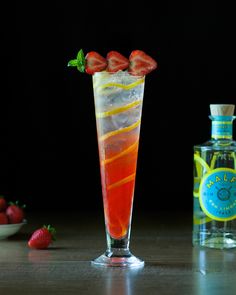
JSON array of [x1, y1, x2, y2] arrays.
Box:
[[1, 1, 236, 213]]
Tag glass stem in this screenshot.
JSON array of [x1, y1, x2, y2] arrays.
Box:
[[105, 225, 132, 257]]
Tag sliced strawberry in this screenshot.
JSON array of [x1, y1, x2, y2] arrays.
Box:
[[106, 51, 129, 72], [85, 51, 107, 75], [128, 50, 158, 76]]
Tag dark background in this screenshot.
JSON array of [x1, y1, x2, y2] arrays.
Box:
[[1, 1, 236, 214]]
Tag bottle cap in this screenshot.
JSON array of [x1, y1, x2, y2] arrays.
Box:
[[210, 104, 235, 116]]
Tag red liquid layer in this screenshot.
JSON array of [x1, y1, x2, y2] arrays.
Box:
[[98, 130, 139, 239]]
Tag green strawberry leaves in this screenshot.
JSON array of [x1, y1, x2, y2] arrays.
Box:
[[44, 224, 56, 241], [68, 49, 85, 73], [9, 200, 26, 209]]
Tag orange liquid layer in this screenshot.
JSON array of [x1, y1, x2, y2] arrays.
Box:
[[98, 131, 139, 239]]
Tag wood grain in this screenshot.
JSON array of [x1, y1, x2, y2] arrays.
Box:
[[0, 211, 235, 295]]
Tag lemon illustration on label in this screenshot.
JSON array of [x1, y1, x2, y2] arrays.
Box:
[[199, 168, 236, 221]]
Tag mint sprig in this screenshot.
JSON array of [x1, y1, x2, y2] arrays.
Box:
[[67, 49, 85, 73]]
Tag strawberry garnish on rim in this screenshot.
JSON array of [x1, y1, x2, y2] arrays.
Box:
[[106, 51, 129, 72], [85, 51, 107, 74], [128, 50, 158, 76], [68, 49, 158, 76], [68, 49, 107, 75]]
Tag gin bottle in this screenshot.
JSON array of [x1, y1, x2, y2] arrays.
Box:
[[193, 104, 236, 249]]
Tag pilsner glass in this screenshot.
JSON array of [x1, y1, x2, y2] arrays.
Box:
[[91, 71, 145, 267]]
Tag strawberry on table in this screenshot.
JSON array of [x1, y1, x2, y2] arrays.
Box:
[[128, 50, 158, 76], [6, 201, 25, 224], [106, 51, 129, 72], [0, 196, 7, 212], [0, 212, 8, 224], [28, 225, 56, 249]]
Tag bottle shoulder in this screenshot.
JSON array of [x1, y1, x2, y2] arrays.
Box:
[[194, 139, 236, 151]]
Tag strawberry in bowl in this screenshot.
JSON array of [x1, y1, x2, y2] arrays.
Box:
[[0, 212, 8, 225], [0, 198, 26, 240], [0, 196, 7, 212], [6, 201, 25, 224]]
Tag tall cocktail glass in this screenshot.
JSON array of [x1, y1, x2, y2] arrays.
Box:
[[91, 71, 145, 267]]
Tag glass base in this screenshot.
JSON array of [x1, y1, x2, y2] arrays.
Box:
[[193, 232, 236, 249], [91, 251, 144, 268], [200, 237, 236, 249]]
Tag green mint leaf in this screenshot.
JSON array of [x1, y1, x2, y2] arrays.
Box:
[[77, 64, 85, 72], [67, 59, 78, 67], [76, 49, 85, 73], [77, 49, 84, 61], [68, 49, 86, 73]]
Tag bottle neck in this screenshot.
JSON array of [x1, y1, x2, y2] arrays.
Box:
[[211, 116, 235, 140]]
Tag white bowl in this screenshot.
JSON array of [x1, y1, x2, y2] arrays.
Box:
[[0, 220, 27, 240]]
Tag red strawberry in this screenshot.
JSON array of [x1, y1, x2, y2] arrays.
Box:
[[106, 51, 129, 72], [28, 225, 56, 249], [6, 201, 25, 224], [0, 196, 7, 212], [0, 212, 8, 224], [85, 51, 107, 74], [128, 50, 158, 76]]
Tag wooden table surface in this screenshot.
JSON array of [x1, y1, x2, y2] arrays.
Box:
[[0, 211, 236, 295]]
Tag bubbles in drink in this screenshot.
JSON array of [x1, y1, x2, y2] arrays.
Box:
[[93, 71, 145, 132]]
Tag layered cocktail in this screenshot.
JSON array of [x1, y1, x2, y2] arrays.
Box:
[[68, 49, 157, 267]]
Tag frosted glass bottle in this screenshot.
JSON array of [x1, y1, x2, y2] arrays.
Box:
[[193, 104, 236, 249]]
